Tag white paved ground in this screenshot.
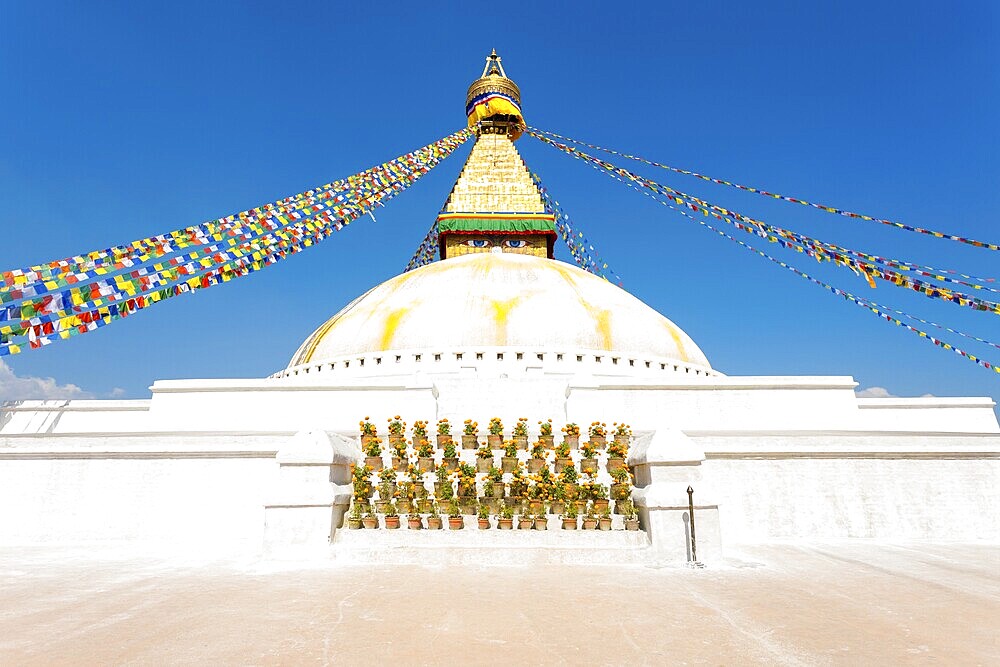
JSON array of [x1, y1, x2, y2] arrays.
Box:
[[1, 542, 997, 665]]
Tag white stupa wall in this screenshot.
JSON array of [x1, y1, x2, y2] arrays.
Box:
[[1, 372, 998, 552]]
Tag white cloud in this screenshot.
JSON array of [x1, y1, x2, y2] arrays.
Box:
[[855, 386, 895, 398], [0, 360, 92, 402]]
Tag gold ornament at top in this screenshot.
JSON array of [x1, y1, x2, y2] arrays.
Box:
[[466, 49, 522, 110]]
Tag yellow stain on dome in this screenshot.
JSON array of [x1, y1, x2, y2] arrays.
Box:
[[663, 321, 690, 363], [489, 297, 522, 346], [379, 307, 410, 351], [547, 261, 614, 351]]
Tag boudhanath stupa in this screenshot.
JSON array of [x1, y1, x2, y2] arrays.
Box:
[[1, 52, 997, 563]]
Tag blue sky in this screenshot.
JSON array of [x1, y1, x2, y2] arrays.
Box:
[[1, 1, 997, 409]]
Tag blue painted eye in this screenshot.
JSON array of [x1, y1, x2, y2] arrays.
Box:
[[465, 239, 491, 248], [503, 239, 527, 248]]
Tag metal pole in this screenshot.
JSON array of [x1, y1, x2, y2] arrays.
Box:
[[687, 485, 697, 563]]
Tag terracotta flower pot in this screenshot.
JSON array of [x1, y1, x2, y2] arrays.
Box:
[[549, 501, 565, 515], [534, 517, 548, 530], [418, 456, 435, 472], [498, 518, 514, 530], [611, 483, 631, 501], [477, 457, 494, 473], [517, 518, 533, 530], [362, 516, 378, 529], [487, 434, 503, 449], [593, 499, 610, 513], [527, 458, 546, 473], [361, 435, 379, 447], [528, 500, 543, 515], [561, 517, 577, 530], [426, 516, 443, 530], [606, 457, 626, 473], [563, 434, 579, 450], [580, 458, 598, 474], [490, 485, 506, 499], [441, 457, 459, 471], [448, 516, 464, 530], [614, 435, 630, 446], [388, 435, 405, 449], [385, 516, 401, 529], [539, 435, 554, 448], [436, 434, 453, 448], [501, 456, 517, 473], [347, 518, 362, 529], [555, 457, 573, 473], [397, 500, 413, 514], [513, 436, 528, 450], [374, 500, 391, 513], [462, 434, 478, 449], [589, 436, 606, 450], [478, 518, 491, 530], [392, 457, 407, 473], [407, 517, 423, 530], [458, 482, 476, 498], [625, 518, 640, 531], [583, 518, 598, 530], [598, 518, 612, 531], [364, 456, 383, 471]]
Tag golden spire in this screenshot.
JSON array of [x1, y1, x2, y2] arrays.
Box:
[[465, 50, 525, 140]]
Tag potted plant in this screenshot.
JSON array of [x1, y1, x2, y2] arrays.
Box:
[[407, 513, 423, 530], [598, 506, 613, 531], [509, 464, 528, 500], [481, 479, 497, 513], [534, 508, 549, 530], [416, 438, 435, 472], [362, 511, 379, 529], [347, 503, 363, 529], [462, 420, 479, 449], [561, 422, 580, 450], [549, 480, 566, 516], [457, 464, 477, 499], [588, 421, 607, 450], [606, 439, 628, 473], [512, 417, 529, 450], [395, 482, 413, 515], [501, 440, 518, 472], [352, 463, 373, 501], [612, 422, 631, 446], [477, 502, 491, 529], [621, 499, 640, 530], [582, 503, 598, 530], [561, 503, 578, 530], [498, 504, 514, 529], [590, 481, 610, 514], [437, 476, 455, 508], [610, 467, 632, 506], [412, 419, 430, 448], [516, 512, 533, 530], [384, 502, 400, 529], [360, 416, 379, 448], [441, 440, 459, 471], [426, 502, 443, 530], [487, 466, 505, 498], [476, 441, 495, 473], [436, 418, 453, 448], [553, 441, 573, 473], [447, 499, 464, 530], [528, 442, 547, 472], [361, 435, 384, 471], [580, 442, 598, 474], [487, 417, 504, 449], [387, 415, 406, 449], [375, 483, 393, 514], [537, 419, 555, 448], [391, 437, 409, 472], [434, 465, 450, 495]]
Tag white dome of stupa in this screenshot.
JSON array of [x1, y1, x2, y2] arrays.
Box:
[[277, 253, 716, 381]]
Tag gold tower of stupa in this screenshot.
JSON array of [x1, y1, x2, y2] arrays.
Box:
[[437, 51, 556, 260]]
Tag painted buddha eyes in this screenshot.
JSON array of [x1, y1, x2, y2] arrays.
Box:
[[461, 238, 528, 249]]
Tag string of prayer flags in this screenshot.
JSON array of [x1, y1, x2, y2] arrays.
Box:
[[527, 126, 1000, 253]]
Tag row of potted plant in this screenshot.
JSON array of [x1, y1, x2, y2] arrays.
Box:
[[347, 498, 640, 531], [360, 417, 632, 451]]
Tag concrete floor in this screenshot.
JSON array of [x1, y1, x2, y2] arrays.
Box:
[[1, 542, 997, 666]]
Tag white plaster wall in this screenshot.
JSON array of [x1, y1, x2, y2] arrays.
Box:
[[0, 434, 281, 550], [703, 456, 1000, 542], [0, 400, 151, 435]]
